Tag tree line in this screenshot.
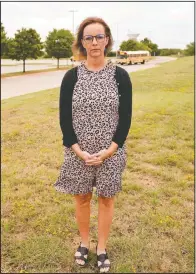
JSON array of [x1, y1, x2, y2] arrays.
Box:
[[1, 23, 74, 72], [107, 37, 194, 57], [1, 22, 195, 73]]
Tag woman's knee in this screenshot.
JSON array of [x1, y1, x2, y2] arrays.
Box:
[[98, 195, 115, 207], [74, 192, 93, 205]]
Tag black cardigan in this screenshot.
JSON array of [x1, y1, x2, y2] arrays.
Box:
[[59, 65, 132, 148]]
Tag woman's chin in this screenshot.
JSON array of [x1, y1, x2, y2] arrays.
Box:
[[90, 52, 102, 57]]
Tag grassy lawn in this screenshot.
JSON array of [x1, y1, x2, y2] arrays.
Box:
[[1, 56, 194, 273]]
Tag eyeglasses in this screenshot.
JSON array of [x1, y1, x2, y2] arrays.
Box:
[[82, 34, 107, 44]]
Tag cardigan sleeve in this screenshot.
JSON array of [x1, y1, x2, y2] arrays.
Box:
[[112, 69, 132, 148], [59, 69, 78, 148]]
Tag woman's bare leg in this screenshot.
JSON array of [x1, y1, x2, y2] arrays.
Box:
[[97, 195, 115, 271], [98, 195, 115, 250], [74, 192, 93, 265]]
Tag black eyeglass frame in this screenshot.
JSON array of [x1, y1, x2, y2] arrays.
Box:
[[82, 34, 108, 43]]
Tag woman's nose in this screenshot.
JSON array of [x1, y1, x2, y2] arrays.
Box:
[[92, 37, 98, 44]]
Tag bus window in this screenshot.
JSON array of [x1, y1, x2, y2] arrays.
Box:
[[117, 54, 127, 59]]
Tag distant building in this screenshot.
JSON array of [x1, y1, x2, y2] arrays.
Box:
[[127, 31, 140, 41]]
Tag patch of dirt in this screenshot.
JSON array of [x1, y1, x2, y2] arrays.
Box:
[[141, 162, 160, 171], [14, 232, 27, 241], [133, 172, 160, 188], [2, 201, 13, 217]]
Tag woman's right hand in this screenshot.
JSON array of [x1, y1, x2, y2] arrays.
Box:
[[78, 151, 103, 166], [78, 151, 93, 161], [71, 144, 93, 162]]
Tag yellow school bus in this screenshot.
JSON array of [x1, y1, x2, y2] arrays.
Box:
[[116, 50, 150, 65]]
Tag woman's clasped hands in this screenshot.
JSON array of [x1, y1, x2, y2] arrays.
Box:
[[80, 149, 109, 166]]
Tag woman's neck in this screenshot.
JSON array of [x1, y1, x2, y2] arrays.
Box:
[[84, 57, 107, 71]]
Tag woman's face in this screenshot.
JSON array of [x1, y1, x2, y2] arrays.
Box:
[[81, 23, 109, 58]]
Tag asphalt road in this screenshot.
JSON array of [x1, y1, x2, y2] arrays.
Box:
[[1, 56, 176, 100]]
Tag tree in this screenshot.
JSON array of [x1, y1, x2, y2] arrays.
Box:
[[7, 28, 43, 72], [1, 22, 8, 57], [159, 48, 183, 56], [120, 39, 151, 51], [120, 39, 138, 51], [137, 42, 150, 51], [45, 29, 74, 68], [140, 37, 159, 55], [140, 38, 151, 47], [184, 42, 195, 56], [107, 51, 116, 57]]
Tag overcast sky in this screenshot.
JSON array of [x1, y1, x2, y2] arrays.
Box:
[[1, 1, 194, 49]]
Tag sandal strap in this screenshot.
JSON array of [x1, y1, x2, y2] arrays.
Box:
[[77, 245, 89, 255], [97, 253, 108, 262], [96, 246, 111, 269], [75, 243, 89, 262], [97, 253, 110, 269]]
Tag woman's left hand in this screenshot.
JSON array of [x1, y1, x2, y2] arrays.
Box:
[[85, 149, 109, 166]]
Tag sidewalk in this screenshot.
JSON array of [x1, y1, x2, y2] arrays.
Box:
[[1, 70, 68, 100]]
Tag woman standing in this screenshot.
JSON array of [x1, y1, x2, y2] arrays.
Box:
[[54, 17, 132, 273]]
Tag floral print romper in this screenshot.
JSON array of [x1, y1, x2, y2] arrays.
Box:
[[54, 60, 127, 198]]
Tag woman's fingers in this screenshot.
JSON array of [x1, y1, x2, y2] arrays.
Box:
[[84, 151, 105, 165], [86, 158, 98, 163], [85, 159, 103, 165], [85, 160, 103, 166]]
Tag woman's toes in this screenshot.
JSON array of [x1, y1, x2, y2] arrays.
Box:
[[75, 251, 85, 265], [80, 260, 85, 265], [76, 259, 85, 265]]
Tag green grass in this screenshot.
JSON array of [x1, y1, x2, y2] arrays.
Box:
[[1, 56, 194, 273]]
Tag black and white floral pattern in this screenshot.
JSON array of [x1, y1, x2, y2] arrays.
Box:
[[54, 60, 127, 197]]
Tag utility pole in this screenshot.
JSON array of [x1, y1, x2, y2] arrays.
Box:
[[69, 10, 78, 35]]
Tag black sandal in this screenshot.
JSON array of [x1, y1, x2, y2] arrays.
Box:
[[96, 245, 111, 273], [74, 242, 89, 267]]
